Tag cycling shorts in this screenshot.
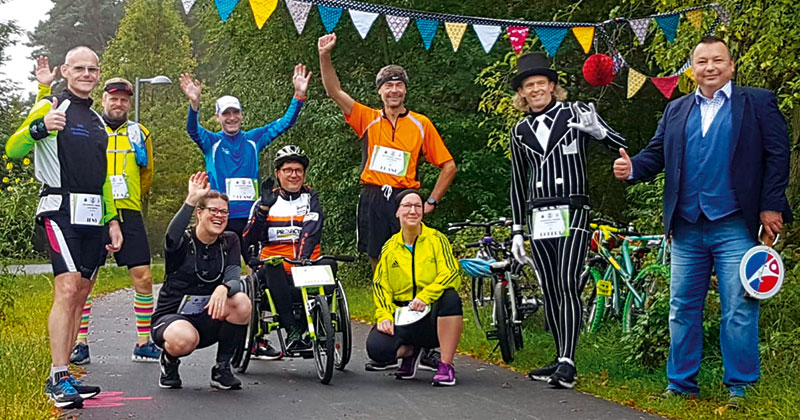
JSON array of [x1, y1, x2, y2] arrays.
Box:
[[41, 213, 105, 279]]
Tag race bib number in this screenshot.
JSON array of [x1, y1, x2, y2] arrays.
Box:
[[395, 306, 430, 326], [110, 175, 130, 199], [69, 193, 102, 226], [596, 280, 613, 297], [291, 265, 336, 288], [177, 295, 211, 315], [226, 178, 257, 201], [369, 146, 410, 176], [531, 205, 570, 240]]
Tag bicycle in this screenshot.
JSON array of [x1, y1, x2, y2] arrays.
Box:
[[580, 219, 670, 334], [231, 254, 354, 385], [449, 218, 542, 364]]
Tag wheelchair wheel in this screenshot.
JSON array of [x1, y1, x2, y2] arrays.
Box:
[[234, 274, 259, 373], [312, 295, 335, 384], [333, 282, 352, 371]]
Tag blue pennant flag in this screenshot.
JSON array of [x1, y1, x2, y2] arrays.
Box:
[[655, 14, 680, 43], [318, 5, 342, 33], [416, 19, 438, 50], [214, 0, 239, 21], [534, 27, 569, 57]]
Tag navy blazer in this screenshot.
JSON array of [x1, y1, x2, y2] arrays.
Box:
[[631, 85, 792, 240]]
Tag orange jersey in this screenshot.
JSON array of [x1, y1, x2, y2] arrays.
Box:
[[345, 101, 453, 189]]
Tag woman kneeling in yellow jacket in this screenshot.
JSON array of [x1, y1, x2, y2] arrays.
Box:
[[368, 190, 463, 386]]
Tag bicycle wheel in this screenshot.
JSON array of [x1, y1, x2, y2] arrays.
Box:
[[333, 282, 352, 371], [621, 271, 663, 334], [493, 282, 515, 364], [580, 267, 606, 333], [471, 275, 494, 334], [311, 294, 335, 384], [233, 274, 258, 373]]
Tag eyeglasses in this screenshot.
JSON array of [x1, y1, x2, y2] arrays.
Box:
[[280, 168, 305, 176], [70, 65, 101, 75], [399, 203, 423, 211], [200, 206, 229, 216]]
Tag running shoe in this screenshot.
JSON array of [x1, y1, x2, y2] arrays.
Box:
[[45, 375, 84, 408], [132, 341, 161, 363], [158, 353, 182, 389], [548, 362, 576, 389], [210, 361, 242, 390], [365, 359, 399, 371], [432, 362, 456, 386], [395, 347, 421, 380], [419, 348, 441, 372], [253, 337, 284, 360], [528, 360, 559, 382], [67, 374, 100, 399], [69, 342, 90, 365]]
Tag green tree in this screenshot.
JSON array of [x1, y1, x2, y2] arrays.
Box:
[[100, 0, 199, 256]]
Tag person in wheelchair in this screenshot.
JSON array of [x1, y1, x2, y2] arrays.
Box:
[[243, 145, 324, 355], [367, 190, 463, 386]]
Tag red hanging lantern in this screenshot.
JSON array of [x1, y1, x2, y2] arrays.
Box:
[[583, 53, 616, 87]]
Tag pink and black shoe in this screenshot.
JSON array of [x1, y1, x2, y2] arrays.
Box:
[[432, 361, 456, 386]]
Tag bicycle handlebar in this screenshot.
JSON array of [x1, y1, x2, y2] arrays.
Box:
[[465, 242, 481, 248], [280, 255, 356, 266], [447, 218, 511, 231]]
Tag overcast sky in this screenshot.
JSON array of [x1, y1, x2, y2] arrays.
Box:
[[0, 0, 54, 96]]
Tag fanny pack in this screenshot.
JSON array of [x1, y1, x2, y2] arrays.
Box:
[[527, 194, 590, 211]]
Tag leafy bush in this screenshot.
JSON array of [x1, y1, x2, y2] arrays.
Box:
[[0, 154, 44, 261]]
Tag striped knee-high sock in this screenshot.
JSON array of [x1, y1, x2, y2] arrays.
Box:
[[134, 293, 154, 340], [77, 296, 92, 341]]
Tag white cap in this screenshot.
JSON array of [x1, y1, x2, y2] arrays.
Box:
[[215, 95, 241, 114]]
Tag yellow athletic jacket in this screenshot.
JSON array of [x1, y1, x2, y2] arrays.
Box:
[[372, 223, 462, 324]]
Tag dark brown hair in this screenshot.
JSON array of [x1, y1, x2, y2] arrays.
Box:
[[198, 191, 229, 209], [693, 35, 732, 60]]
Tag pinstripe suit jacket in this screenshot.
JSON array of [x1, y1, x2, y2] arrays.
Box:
[[510, 101, 627, 228]]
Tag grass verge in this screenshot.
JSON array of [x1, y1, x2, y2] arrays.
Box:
[[340, 274, 800, 420], [0, 265, 164, 420]]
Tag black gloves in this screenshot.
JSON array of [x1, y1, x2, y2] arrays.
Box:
[[260, 177, 280, 209]]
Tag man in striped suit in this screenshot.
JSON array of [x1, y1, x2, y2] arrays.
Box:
[[509, 52, 627, 389]]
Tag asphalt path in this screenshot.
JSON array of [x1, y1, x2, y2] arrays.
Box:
[[62, 287, 664, 420]]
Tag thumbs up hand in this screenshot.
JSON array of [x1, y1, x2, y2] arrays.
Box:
[[613, 148, 633, 180], [44, 97, 67, 131]]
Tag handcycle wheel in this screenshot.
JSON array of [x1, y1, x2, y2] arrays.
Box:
[[470, 275, 494, 334], [333, 282, 352, 371], [233, 274, 259, 373], [580, 267, 605, 333], [493, 281, 515, 364], [312, 294, 335, 384]]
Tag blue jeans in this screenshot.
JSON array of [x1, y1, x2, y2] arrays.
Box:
[[667, 213, 759, 397]]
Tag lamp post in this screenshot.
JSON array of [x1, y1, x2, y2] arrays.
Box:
[[134, 75, 172, 122]]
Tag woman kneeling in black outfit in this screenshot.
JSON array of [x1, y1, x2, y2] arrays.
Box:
[[151, 172, 252, 390]]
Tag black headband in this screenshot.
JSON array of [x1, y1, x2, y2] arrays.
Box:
[[104, 82, 133, 95], [377, 75, 408, 89], [394, 189, 422, 211]]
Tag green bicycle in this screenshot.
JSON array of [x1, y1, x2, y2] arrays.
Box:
[[580, 219, 670, 334], [231, 255, 354, 385]]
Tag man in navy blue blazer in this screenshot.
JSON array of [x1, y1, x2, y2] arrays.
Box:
[[613, 36, 792, 406]]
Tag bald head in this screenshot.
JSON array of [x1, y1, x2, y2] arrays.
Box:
[[64, 46, 99, 66], [60, 46, 101, 98]]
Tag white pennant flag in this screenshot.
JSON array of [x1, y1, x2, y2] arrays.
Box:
[[285, 0, 312, 34], [349, 10, 379, 39], [473, 24, 502, 53], [181, 0, 196, 14], [386, 15, 410, 42]]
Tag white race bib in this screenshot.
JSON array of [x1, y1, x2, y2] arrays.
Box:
[[69, 193, 103, 226], [394, 306, 430, 326], [368, 145, 410, 176], [177, 295, 211, 315], [291, 265, 336, 288], [268, 226, 302, 242], [225, 178, 257, 201], [110, 175, 130, 199], [532, 205, 570, 240]]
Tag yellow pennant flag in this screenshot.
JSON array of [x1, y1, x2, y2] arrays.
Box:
[[249, 0, 278, 29], [572, 27, 595, 54], [627, 68, 647, 99], [684, 66, 696, 82], [445, 22, 467, 51], [686, 9, 703, 29]]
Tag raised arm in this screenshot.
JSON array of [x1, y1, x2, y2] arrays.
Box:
[[317, 33, 355, 115], [166, 172, 210, 251]]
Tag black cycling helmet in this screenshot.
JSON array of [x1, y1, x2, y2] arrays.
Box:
[[274, 145, 309, 170]]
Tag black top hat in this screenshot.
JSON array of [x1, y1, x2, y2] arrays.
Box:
[[510, 52, 558, 90]]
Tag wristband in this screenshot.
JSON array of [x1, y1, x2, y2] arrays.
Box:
[[294, 95, 307, 101], [30, 117, 49, 140]]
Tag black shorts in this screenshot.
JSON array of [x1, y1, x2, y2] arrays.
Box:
[[226, 218, 248, 254], [41, 213, 105, 279], [151, 312, 224, 350], [366, 289, 462, 363], [357, 185, 405, 258], [101, 209, 151, 268]]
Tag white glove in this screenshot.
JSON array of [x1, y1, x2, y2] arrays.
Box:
[[567, 102, 607, 139], [511, 234, 534, 266]]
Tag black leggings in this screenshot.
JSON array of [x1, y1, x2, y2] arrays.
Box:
[[366, 289, 462, 363]]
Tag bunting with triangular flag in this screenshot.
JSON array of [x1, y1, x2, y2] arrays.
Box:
[[285, 0, 312, 34], [349, 9, 379, 39], [445, 22, 467, 52], [386, 15, 410, 42], [508, 26, 529, 55], [712, 4, 731, 24], [627, 69, 647, 99], [249, 0, 278, 29], [416, 19, 438, 50], [655, 14, 680, 43], [181, 0, 196, 14], [651, 75, 680, 98], [318, 5, 342, 33], [215, 0, 239, 21], [572, 26, 594, 54], [684, 66, 695, 82], [534, 26, 568, 57], [628, 18, 651, 45], [686, 9, 703, 29], [473, 25, 502, 53]]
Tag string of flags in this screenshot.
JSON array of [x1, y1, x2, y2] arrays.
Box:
[[181, 0, 733, 99]]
